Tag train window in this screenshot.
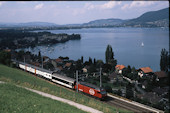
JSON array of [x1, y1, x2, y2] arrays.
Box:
[[52, 77, 70, 85]]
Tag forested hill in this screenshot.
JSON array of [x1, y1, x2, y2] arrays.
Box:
[[123, 7, 169, 27], [130, 8, 169, 23], [83, 18, 126, 27]]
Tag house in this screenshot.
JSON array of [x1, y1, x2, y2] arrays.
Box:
[[108, 72, 118, 83], [137, 67, 153, 77], [51, 60, 57, 68], [43, 56, 50, 63], [23, 54, 31, 63], [55, 58, 63, 63], [4, 49, 11, 52], [154, 71, 168, 84], [51, 58, 63, 68], [82, 67, 88, 73], [57, 66, 63, 71], [115, 65, 126, 74], [31, 62, 41, 67], [152, 87, 169, 96], [65, 63, 72, 67]]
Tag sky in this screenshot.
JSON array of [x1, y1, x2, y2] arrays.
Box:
[[0, 1, 169, 25]]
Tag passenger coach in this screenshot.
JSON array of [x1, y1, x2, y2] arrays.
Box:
[[52, 73, 76, 89]]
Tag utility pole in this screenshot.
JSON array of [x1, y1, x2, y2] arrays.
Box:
[[42, 56, 43, 68], [24, 56, 26, 71], [100, 67, 102, 88], [24, 56, 25, 64], [76, 70, 78, 92]]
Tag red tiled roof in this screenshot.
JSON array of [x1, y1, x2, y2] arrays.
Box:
[[58, 66, 63, 70], [65, 63, 72, 67], [31, 62, 40, 66], [154, 71, 167, 78], [115, 65, 125, 70], [140, 67, 153, 73], [55, 58, 62, 62], [4, 49, 11, 52], [43, 56, 49, 59]]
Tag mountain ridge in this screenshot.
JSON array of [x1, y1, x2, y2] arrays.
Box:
[[0, 7, 169, 28]]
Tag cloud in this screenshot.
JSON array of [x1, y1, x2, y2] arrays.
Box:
[[16, 1, 26, 4], [72, 9, 85, 16], [34, 3, 44, 10], [101, 1, 121, 9], [0, 2, 4, 7], [130, 1, 154, 8], [121, 1, 154, 10], [84, 3, 95, 10], [84, 1, 122, 10], [121, 4, 129, 10]]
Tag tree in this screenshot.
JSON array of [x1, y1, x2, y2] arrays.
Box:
[[105, 45, 117, 71], [38, 51, 41, 63], [105, 85, 112, 93], [75, 59, 83, 71], [127, 65, 131, 73], [96, 60, 104, 68], [160, 48, 168, 72], [131, 67, 137, 73], [122, 68, 128, 77], [88, 64, 96, 74], [0, 51, 11, 66], [93, 58, 96, 65], [126, 83, 134, 99], [89, 57, 92, 64], [81, 56, 83, 64], [102, 64, 112, 73], [105, 45, 114, 64]]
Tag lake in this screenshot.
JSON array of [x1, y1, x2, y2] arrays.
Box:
[[22, 27, 169, 72]]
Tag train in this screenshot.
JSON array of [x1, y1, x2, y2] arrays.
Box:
[[17, 61, 107, 99]]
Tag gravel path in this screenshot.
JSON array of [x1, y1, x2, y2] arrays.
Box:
[[0, 81, 5, 83], [0, 81, 103, 113]]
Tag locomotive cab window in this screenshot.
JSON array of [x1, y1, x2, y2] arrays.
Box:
[[100, 90, 107, 95]]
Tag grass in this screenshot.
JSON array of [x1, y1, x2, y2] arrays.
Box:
[[0, 83, 86, 113], [0, 64, 131, 113]]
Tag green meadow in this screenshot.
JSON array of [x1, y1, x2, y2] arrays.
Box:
[[0, 83, 86, 113]]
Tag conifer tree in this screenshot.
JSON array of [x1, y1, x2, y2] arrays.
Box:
[[160, 48, 168, 72]]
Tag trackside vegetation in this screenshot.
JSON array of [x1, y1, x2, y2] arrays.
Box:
[[0, 64, 131, 113], [0, 83, 87, 113]]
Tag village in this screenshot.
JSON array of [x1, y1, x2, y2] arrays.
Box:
[[4, 48, 168, 112]]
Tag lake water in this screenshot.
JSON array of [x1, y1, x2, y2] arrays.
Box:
[[23, 27, 169, 72]]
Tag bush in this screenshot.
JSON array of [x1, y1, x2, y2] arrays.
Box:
[[104, 85, 112, 93], [0, 51, 11, 66]]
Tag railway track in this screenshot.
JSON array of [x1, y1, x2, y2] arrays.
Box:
[[105, 96, 149, 112], [105, 94, 164, 113]]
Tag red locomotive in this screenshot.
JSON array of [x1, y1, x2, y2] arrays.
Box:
[[75, 82, 107, 99]]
